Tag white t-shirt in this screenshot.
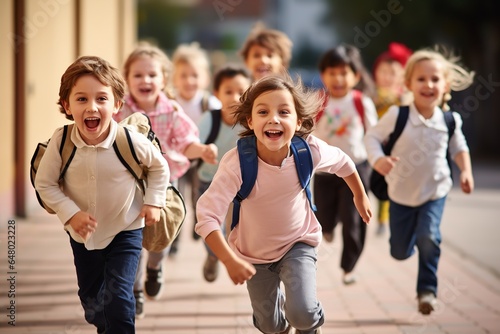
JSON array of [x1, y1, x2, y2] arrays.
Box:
[[175, 90, 222, 125], [314, 91, 377, 164]]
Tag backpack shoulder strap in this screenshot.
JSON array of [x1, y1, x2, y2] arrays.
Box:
[[443, 111, 456, 140], [383, 105, 409, 155], [205, 109, 222, 145], [113, 125, 144, 188], [290, 136, 316, 211], [197, 109, 222, 170], [352, 89, 365, 131], [59, 124, 77, 179], [231, 136, 258, 230], [443, 110, 456, 179], [200, 91, 210, 112]]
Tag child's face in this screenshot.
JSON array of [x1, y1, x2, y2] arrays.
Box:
[[245, 44, 284, 81], [215, 74, 250, 125], [320, 64, 360, 98], [126, 55, 166, 110], [247, 89, 302, 165], [374, 60, 404, 93], [172, 61, 208, 101], [406, 59, 449, 112], [63, 74, 121, 145]]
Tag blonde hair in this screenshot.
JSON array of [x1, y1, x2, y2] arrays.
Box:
[[123, 42, 173, 96], [58, 56, 125, 120], [234, 74, 321, 138], [239, 22, 293, 69], [404, 47, 475, 110], [172, 42, 210, 73]]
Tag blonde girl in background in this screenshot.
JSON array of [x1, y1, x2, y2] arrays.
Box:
[[364, 47, 474, 315], [114, 42, 217, 319], [171, 42, 222, 249]]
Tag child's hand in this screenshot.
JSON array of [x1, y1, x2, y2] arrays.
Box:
[[353, 194, 372, 224], [374, 156, 399, 175], [67, 211, 97, 239], [223, 257, 256, 285], [201, 143, 218, 165], [460, 170, 474, 194], [140, 205, 161, 226]]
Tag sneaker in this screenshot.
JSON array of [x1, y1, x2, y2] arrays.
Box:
[[343, 272, 357, 285], [418, 291, 437, 315], [323, 231, 334, 243], [203, 254, 219, 282], [145, 267, 163, 300], [134, 290, 145, 319]]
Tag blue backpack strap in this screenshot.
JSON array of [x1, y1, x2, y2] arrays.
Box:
[[231, 136, 258, 230], [290, 136, 316, 211], [443, 111, 456, 180], [383, 105, 410, 155]]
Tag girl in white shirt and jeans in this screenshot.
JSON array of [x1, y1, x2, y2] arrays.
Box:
[[364, 48, 474, 315]]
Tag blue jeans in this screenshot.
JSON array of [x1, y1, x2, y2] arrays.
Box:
[[246, 242, 324, 334], [389, 197, 446, 296], [70, 229, 142, 334]]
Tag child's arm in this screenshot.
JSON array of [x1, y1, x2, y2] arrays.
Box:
[[184, 142, 218, 164], [342, 172, 372, 224], [205, 230, 256, 285], [454, 151, 474, 194]]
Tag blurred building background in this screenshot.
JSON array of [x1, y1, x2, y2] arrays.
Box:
[[1, 0, 499, 220]]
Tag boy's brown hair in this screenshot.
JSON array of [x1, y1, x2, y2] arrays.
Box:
[[58, 56, 125, 120], [234, 74, 321, 138], [239, 22, 293, 69]]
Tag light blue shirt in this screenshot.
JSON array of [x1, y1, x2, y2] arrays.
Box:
[[197, 110, 242, 183]]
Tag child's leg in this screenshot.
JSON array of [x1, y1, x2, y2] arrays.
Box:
[[280, 243, 324, 334], [389, 201, 419, 260], [414, 197, 446, 296], [337, 161, 370, 274], [69, 237, 106, 332], [134, 249, 147, 291], [102, 229, 142, 333], [338, 188, 367, 273], [246, 263, 285, 333]]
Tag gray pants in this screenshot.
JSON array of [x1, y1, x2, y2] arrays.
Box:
[[246, 242, 324, 334]]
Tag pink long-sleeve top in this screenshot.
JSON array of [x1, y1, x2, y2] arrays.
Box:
[[195, 135, 356, 264]]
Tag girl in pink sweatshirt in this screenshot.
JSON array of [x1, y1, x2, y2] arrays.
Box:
[[195, 75, 372, 334]]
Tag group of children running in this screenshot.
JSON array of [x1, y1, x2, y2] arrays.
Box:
[[34, 21, 475, 334]]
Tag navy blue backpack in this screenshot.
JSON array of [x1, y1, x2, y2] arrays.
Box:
[[230, 135, 316, 230]]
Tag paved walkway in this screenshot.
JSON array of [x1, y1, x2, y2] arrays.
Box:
[[1, 163, 500, 333]]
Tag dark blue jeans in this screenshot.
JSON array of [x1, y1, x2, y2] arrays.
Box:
[[389, 197, 446, 296], [70, 229, 142, 334]]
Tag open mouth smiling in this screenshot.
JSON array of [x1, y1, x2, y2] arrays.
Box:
[[84, 117, 100, 129], [265, 130, 283, 138]]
